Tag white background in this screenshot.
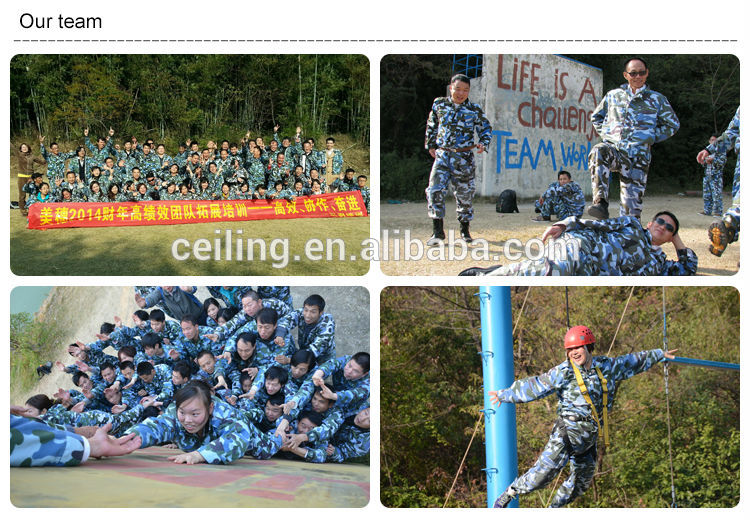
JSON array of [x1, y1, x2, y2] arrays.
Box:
[[3, 0, 747, 516]]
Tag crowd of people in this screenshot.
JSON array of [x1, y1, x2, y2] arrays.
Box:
[[15, 126, 370, 215], [11, 286, 370, 467]]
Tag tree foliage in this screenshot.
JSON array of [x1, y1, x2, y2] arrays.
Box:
[[11, 54, 370, 145], [380, 54, 739, 199], [380, 286, 739, 507]]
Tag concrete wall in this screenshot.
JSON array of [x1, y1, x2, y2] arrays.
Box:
[[473, 54, 603, 198]]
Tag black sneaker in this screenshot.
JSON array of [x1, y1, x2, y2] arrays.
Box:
[[458, 265, 501, 276], [493, 491, 515, 508], [587, 202, 609, 220]]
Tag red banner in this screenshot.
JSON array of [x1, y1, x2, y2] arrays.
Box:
[[27, 191, 368, 230]]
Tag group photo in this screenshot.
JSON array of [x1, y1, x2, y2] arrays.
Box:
[[380, 54, 740, 276], [10, 285, 370, 507], [10, 54, 370, 276]]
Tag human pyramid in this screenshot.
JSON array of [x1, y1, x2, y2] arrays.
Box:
[[17, 125, 370, 215], [10, 286, 370, 466]]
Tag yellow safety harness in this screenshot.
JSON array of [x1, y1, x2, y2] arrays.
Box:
[[570, 361, 609, 449]]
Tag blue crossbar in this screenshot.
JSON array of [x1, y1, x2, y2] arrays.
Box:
[[669, 356, 740, 371]]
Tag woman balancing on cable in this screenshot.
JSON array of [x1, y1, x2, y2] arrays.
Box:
[[489, 326, 677, 508]]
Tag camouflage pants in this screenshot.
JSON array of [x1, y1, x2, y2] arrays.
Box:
[[510, 416, 598, 508], [245, 421, 283, 460], [724, 154, 741, 242], [589, 143, 650, 218], [10, 415, 86, 467], [702, 163, 724, 215], [488, 237, 593, 276], [426, 150, 476, 222], [534, 198, 577, 220]]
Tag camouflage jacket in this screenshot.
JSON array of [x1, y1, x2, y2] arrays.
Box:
[[425, 97, 493, 151], [84, 136, 116, 168], [316, 355, 370, 415], [325, 416, 370, 463], [42, 403, 145, 436], [591, 84, 679, 160], [125, 397, 250, 464], [11, 415, 87, 466], [277, 310, 336, 365], [541, 181, 585, 214], [556, 215, 698, 276], [40, 145, 75, 181], [255, 286, 293, 307], [495, 349, 666, 424]]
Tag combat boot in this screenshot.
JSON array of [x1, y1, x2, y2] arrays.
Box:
[[587, 200, 609, 220], [708, 214, 738, 256], [426, 219, 445, 246], [460, 221, 473, 243]]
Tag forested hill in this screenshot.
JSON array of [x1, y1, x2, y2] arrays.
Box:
[[380, 286, 739, 507], [11, 54, 369, 146]]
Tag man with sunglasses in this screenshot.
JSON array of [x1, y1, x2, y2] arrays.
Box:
[[587, 57, 680, 220], [458, 211, 697, 276]]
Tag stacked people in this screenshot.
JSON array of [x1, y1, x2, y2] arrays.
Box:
[[11, 286, 370, 466]]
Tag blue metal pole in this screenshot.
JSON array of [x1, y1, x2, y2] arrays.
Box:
[[669, 356, 740, 371], [480, 286, 517, 508]]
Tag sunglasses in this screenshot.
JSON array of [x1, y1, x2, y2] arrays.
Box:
[[626, 70, 648, 77], [653, 217, 675, 233]]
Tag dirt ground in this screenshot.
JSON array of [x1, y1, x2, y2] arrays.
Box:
[[380, 195, 739, 276]]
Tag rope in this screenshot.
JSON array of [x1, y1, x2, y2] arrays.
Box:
[[606, 287, 635, 356], [512, 287, 531, 336], [662, 287, 677, 508], [443, 411, 484, 508], [565, 287, 570, 328]]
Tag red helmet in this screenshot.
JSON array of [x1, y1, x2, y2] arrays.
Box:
[[564, 326, 596, 349]]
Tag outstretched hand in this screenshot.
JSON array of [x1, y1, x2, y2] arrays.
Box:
[[664, 349, 678, 360], [488, 391, 502, 407], [168, 450, 205, 465], [88, 424, 141, 459]]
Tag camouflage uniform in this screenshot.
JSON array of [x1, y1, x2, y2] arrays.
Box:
[[277, 310, 337, 365], [268, 163, 293, 189], [326, 415, 370, 463], [315, 355, 370, 417], [256, 286, 293, 308], [494, 349, 666, 508], [424, 96, 493, 222], [330, 176, 358, 193], [125, 397, 251, 464], [214, 297, 292, 344], [589, 83, 680, 217], [84, 136, 116, 169], [41, 403, 145, 436], [40, 144, 75, 182], [10, 415, 88, 467], [701, 149, 726, 216], [484, 216, 697, 276], [534, 182, 585, 219], [137, 151, 161, 178], [706, 107, 741, 240], [322, 148, 344, 185]]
